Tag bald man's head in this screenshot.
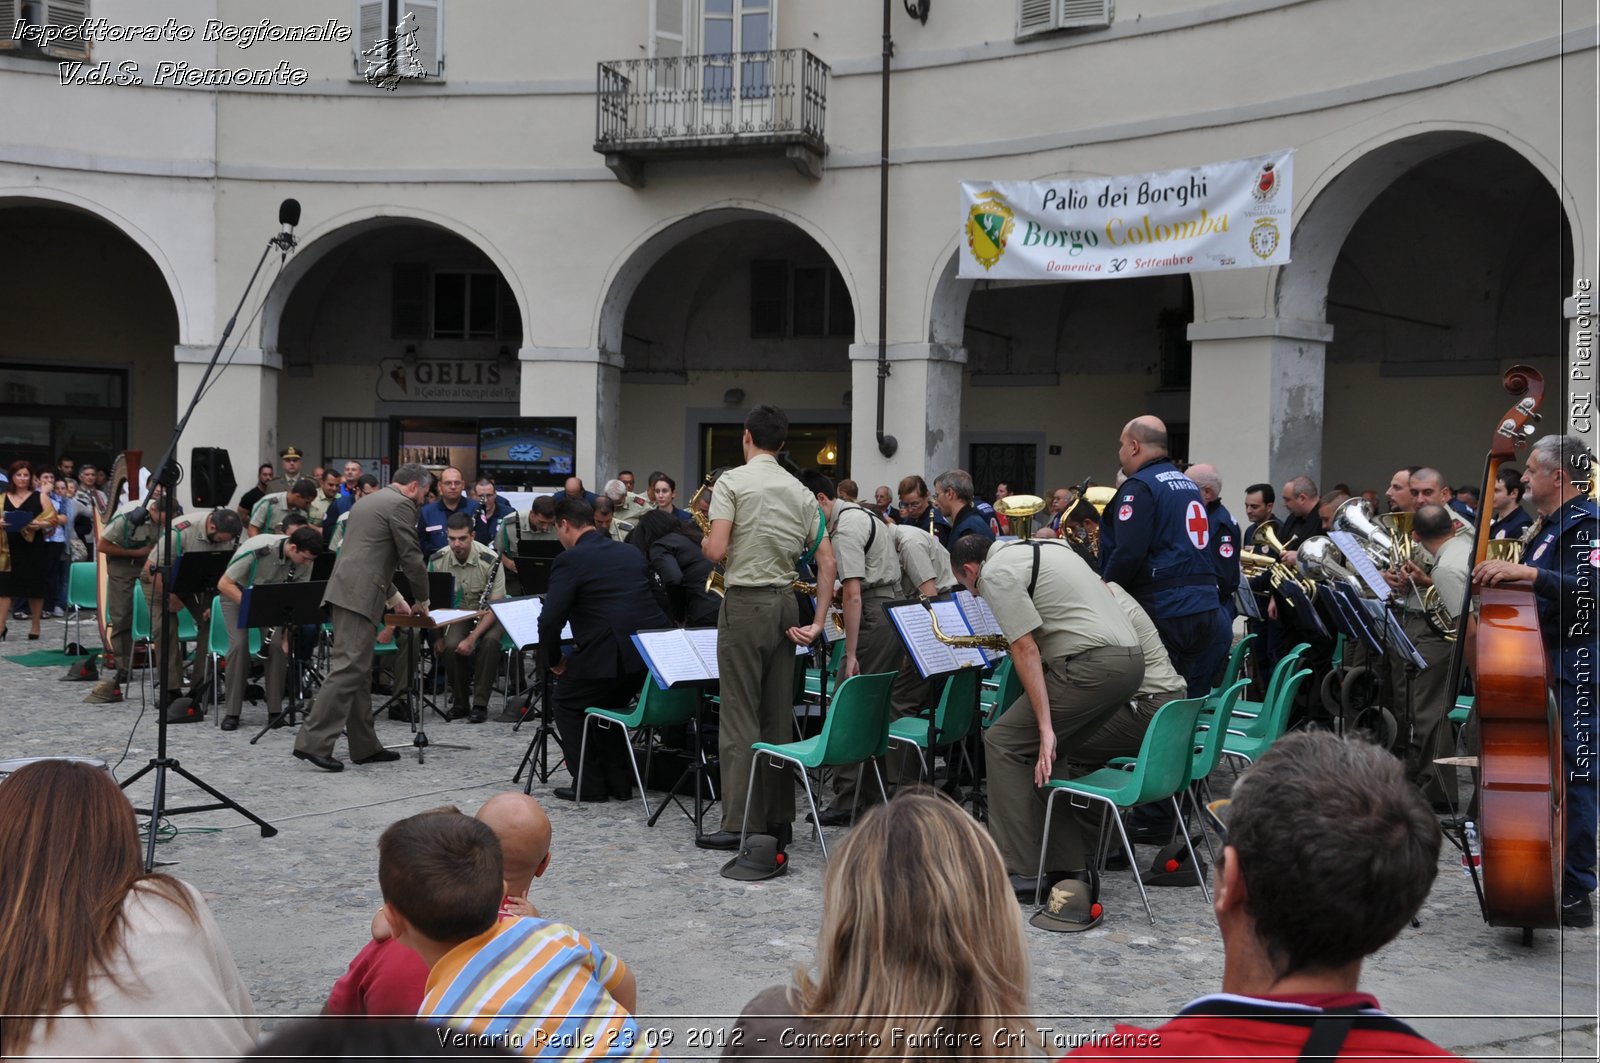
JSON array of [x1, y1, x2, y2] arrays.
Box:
[[1118, 415, 1170, 475], [1187, 462, 1221, 503], [476, 792, 552, 896]]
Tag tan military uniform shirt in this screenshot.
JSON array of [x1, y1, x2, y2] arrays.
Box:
[[497, 511, 558, 556], [977, 540, 1137, 660], [1401, 535, 1471, 619], [1108, 583, 1186, 703], [309, 492, 337, 526], [892, 524, 957, 597], [613, 494, 652, 529], [102, 502, 159, 555], [248, 491, 306, 534], [709, 453, 821, 588], [148, 513, 237, 571], [224, 533, 309, 589], [428, 541, 506, 609], [828, 499, 900, 593]]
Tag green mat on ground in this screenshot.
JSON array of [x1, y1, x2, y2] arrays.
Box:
[[4, 648, 100, 668]]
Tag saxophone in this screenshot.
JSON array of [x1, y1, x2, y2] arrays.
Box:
[[688, 473, 724, 596]]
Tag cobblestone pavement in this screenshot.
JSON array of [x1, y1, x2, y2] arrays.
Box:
[[1, 618, 1594, 1059]]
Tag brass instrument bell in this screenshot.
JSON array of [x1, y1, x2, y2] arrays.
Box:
[[994, 494, 1046, 540]]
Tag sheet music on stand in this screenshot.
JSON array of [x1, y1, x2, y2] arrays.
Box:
[[488, 595, 573, 649], [886, 600, 989, 679], [1276, 579, 1331, 640], [427, 608, 481, 628], [1233, 585, 1262, 620], [1327, 531, 1393, 601], [1358, 597, 1428, 670], [955, 590, 1008, 659], [1322, 585, 1383, 656], [632, 627, 720, 689]]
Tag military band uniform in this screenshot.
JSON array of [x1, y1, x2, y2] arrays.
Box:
[[611, 494, 653, 541], [427, 541, 505, 719], [979, 539, 1144, 875], [711, 453, 820, 834], [497, 512, 558, 596], [98, 502, 159, 685], [1387, 535, 1470, 804], [884, 525, 958, 786], [147, 514, 234, 697], [295, 484, 430, 764], [248, 491, 307, 536], [308, 492, 337, 527], [826, 498, 904, 811], [218, 534, 308, 725]]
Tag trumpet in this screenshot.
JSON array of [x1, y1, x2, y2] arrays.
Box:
[[919, 595, 1009, 651], [1244, 525, 1314, 605]]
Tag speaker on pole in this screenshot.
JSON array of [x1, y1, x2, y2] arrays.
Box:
[[190, 447, 237, 508]]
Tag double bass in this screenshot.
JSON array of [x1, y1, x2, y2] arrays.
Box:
[[1450, 367, 1562, 932]]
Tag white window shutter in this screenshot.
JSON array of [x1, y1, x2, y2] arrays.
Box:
[[1059, 0, 1112, 30], [42, 0, 88, 58], [650, 0, 689, 58], [354, 0, 385, 76], [0, 1, 18, 51], [403, 0, 443, 77], [1016, 0, 1058, 38]]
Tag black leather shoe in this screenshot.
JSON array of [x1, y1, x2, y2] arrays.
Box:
[[552, 786, 607, 803], [1009, 873, 1042, 900], [353, 748, 401, 765], [292, 749, 344, 772], [447, 704, 471, 721], [695, 830, 744, 851], [1563, 894, 1594, 929], [806, 806, 855, 827], [219, 716, 240, 732], [1128, 824, 1175, 846], [468, 706, 488, 724]]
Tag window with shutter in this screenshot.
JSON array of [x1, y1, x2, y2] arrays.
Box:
[[352, 0, 445, 80], [0, 1, 18, 51], [1016, 0, 1057, 38], [3, 0, 90, 59], [1016, 0, 1111, 38], [1059, 0, 1113, 30]]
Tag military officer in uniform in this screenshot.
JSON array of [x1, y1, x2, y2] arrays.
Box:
[[697, 405, 838, 851], [951, 534, 1144, 901], [882, 522, 959, 788], [604, 478, 653, 541], [497, 494, 559, 594], [215, 525, 322, 731], [805, 472, 903, 824], [308, 469, 342, 527], [144, 507, 242, 704], [248, 478, 318, 537], [263, 446, 305, 496], [293, 463, 433, 772], [85, 496, 166, 704], [427, 512, 505, 724]]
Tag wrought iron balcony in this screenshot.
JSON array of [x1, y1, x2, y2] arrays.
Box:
[[595, 49, 829, 187]]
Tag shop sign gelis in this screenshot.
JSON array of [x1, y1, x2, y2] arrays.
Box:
[[959, 150, 1293, 280], [377, 359, 518, 403]]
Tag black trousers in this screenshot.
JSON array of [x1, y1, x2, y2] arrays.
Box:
[[553, 672, 644, 798]]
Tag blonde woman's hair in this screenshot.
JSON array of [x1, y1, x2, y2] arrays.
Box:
[[792, 787, 1035, 1061]]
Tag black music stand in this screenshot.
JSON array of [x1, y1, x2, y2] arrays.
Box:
[[487, 595, 564, 787], [645, 683, 721, 834], [376, 571, 455, 723], [238, 581, 327, 743], [514, 552, 558, 595], [162, 552, 230, 711], [383, 611, 475, 765]]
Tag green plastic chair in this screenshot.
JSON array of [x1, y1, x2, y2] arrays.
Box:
[[1449, 694, 1474, 729], [803, 640, 846, 699], [203, 594, 262, 718], [1216, 633, 1256, 692], [131, 581, 152, 643], [1228, 643, 1310, 730], [743, 670, 897, 859], [1221, 668, 1312, 767], [63, 560, 99, 654], [577, 677, 704, 819], [1037, 695, 1210, 922], [982, 656, 1024, 728], [887, 668, 980, 780], [1184, 679, 1249, 865]]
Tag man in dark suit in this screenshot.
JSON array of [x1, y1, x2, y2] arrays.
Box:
[[293, 462, 433, 772], [540, 497, 669, 803]]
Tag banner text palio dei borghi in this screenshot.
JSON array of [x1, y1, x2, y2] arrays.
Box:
[[959, 151, 1293, 281]]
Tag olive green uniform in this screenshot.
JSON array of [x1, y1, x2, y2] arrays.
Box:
[[248, 491, 307, 535], [308, 491, 338, 527], [1389, 534, 1470, 803], [497, 511, 559, 595], [610, 494, 653, 541], [979, 539, 1144, 875], [219, 534, 310, 723], [427, 541, 506, 716], [711, 453, 821, 833], [884, 524, 961, 786], [99, 502, 159, 684], [826, 498, 903, 810], [146, 514, 236, 696]]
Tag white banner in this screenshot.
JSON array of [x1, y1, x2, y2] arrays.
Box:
[[959, 150, 1293, 280]]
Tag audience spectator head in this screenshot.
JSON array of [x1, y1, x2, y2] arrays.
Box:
[[744, 404, 788, 452], [475, 792, 553, 897], [379, 811, 503, 947]]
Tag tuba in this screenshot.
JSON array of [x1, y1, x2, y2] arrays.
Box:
[[1296, 535, 1368, 597], [1328, 497, 1397, 570], [994, 494, 1045, 540]]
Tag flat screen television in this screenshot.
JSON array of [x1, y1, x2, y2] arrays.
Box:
[[478, 418, 577, 487]]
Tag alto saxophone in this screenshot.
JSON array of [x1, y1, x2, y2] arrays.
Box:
[[919, 595, 1009, 651], [688, 473, 724, 596]]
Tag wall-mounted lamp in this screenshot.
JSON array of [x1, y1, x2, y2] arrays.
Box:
[[818, 443, 839, 465], [723, 388, 745, 406], [402, 344, 419, 366], [904, 0, 930, 24]]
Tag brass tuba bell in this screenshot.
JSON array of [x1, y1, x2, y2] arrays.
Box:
[[994, 494, 1046, 540], [1327, 497, 1396, 570]]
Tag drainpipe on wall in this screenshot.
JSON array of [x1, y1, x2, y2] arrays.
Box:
[[874, 0, 898, 458]]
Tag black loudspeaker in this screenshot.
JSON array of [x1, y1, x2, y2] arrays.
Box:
[[190, 447, 237, 508]]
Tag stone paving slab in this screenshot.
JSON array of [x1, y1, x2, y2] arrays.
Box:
[[0, 620, 1594, 1059]]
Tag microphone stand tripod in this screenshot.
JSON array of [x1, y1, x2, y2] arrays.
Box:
[[119, 223, 294, 872]]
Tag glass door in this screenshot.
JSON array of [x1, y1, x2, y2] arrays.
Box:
[[700, 0, 773, 135]]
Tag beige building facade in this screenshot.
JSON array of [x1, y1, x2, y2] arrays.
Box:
[[2, 0, 1594, 506]]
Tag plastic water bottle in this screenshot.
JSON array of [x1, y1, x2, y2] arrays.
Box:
[[1461, 820, 1481, 873]]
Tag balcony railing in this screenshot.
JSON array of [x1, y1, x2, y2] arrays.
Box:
[[595, 49, 829, 186]]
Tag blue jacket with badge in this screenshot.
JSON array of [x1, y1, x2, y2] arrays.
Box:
[[417, 497, 482, 556], [1525, 496, 1599, 689], [1098, 458, 1220, 620], [1205, 497, 1242, 612]]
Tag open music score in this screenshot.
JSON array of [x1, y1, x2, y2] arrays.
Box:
[[955, 590, 1007, 652], [1326, 530, 1394, 601], [887, 599, 991, 679], [633, 627, 809, 691], [487, 595, 573, 649]]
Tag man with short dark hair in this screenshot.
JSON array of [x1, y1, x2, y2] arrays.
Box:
[[1408, 467, 1472, 537], [378, 811, 652, 1059], [309, 469, 342, 527], [428, 512, 505, 724], [1385, 468, 1415, 514], [248, 478, 318, 537], [1068, 731, 1459, 1060], [216, 525, 323, 732], [236, 463, 274, 523], [1241, 483, 1278, 548], [473, 477, 515, 547], [1277, 475, 1322, 562], [1488, 466, 1533, 541], [145, 507, 242, 707], [263, 445, 304, 496], [497, 494, 559, 595], [932, 469, 995, 545], [540, 498, 669, 803], [294, 463, 432, 771], [1100, 416, 1227, 699]]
